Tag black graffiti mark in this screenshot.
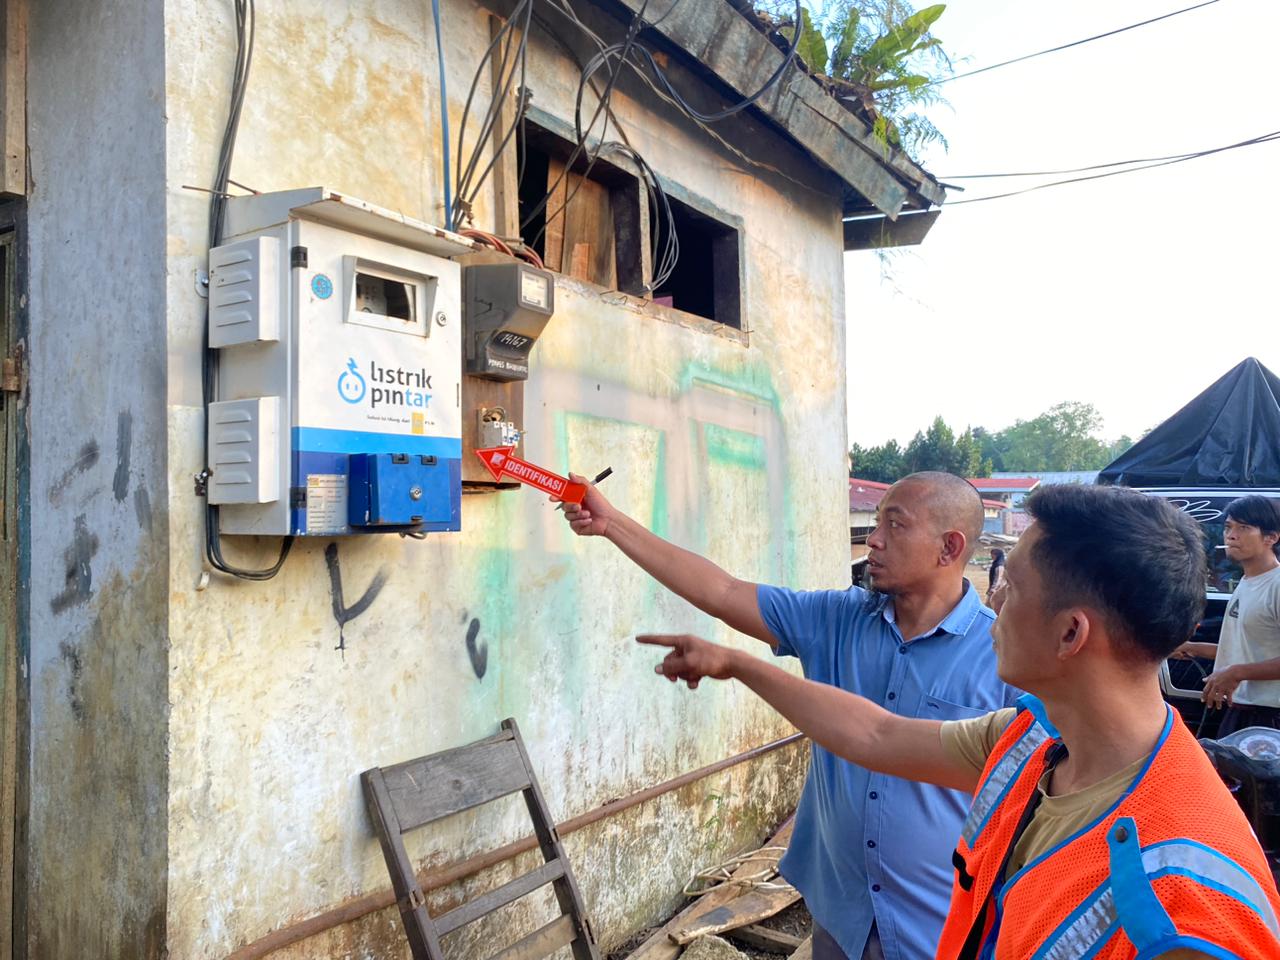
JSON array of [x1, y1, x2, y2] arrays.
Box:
[[51, 515, 100, 614], [133, 486, 153, 533], [58, 641, 86, 721], [113, 410, 132, 502], [465, 618, 488, 679], [324, 542, 389, 653], [47, 440, 100, 505]]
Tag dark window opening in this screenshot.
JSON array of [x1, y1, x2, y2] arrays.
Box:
[[652, 195, 741, 329], [516, 124, 645, 295]]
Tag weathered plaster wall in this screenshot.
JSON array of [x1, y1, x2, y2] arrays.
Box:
[[25, 0, 171, 956], [163, 1, 848, 956]]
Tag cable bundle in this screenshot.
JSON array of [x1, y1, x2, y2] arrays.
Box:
[[200, 0, 295, 580]]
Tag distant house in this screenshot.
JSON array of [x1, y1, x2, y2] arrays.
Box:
[[852, 477, 1007, 545], [970, 476, 1042, 534], [992, 470, 1100, 486], [850, 477, 892, 552]]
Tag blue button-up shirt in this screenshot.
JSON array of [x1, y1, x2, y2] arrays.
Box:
[[758, 581, 1018, 960]]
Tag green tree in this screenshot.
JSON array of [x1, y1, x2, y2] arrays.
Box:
[[902, 416, 991, 478], [849, 438, 905, 483], [994, 402, 1118, 472], [972, 425, 1005, 473]]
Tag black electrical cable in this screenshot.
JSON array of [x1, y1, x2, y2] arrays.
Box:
[[527, 0, 800, 254], [943, 127, 1280, 206], [453, 0, 534, 227], [630, 0, 801, 123], [931, 0, 1222, 86], [519, 0, 651, 238], [530, 3, 680, 288], [200, 0, 295, 581], [453, 0, 534, 228], [940, 126, 1280, 179]]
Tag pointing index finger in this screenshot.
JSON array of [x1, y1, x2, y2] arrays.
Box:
[[636, 634, 682, 648]]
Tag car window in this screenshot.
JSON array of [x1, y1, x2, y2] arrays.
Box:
[[1162, 497, 1243, 595]]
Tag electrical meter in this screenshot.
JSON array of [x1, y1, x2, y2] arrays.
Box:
[[205, 188, 473, 536]]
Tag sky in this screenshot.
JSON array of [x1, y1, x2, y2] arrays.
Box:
[[843, 0, 1280, 448]]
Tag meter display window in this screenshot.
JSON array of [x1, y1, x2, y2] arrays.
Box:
[[356, 272, 415, 323], [343, 257, 435, 337]]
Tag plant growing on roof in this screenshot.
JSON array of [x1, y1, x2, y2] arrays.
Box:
[[761, 0, 953, 157]]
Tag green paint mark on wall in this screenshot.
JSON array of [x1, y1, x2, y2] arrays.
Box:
[[703, 423, 766, 471]]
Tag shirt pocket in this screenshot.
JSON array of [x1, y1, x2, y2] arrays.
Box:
[[915, 691, 987, 721]]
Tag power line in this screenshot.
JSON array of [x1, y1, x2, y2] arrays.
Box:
[[942, 127, 1280, 206], [932, 0, 1222, 86], [940, 128, 1280, 180]]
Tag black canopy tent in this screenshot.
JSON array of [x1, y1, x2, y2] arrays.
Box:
[[1098, 357, 1280, 488]]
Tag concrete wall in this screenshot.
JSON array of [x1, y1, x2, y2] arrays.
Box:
[[24, 0, 171, 956], [28, 0, 849, 955]]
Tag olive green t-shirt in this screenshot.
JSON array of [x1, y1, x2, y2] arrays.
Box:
[[941, 708, 1147, 878]]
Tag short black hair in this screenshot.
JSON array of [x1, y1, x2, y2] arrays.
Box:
[[1023, 485, 1205, 663], [1226, 495, 1280, 558]]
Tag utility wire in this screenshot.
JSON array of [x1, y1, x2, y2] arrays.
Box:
[[940, 132, 1277, 180], [932, 0, 1222, 86], [942, 127, 1280, 206]]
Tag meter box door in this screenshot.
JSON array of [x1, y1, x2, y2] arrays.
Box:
[[207, 189, 472, 536]]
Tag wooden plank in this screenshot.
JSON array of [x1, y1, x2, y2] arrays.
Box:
[[361, 768, 446, 959], [843, 210, 940, 251], [0, 0, 25, 197], [790, 936, 813, 960], [542, 157, 615, 288], [381, 733, 530, 830], [728, 924, 803, 953], [625, 817, 794, 960], [506, 718, 600, 960], [569, 243, 592, 282], [435, 860, 566, 936], [487, 911, 577, 960], [542, 159, 569, 273], [670, 886, 801, 944]]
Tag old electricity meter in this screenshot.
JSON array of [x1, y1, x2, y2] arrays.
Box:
[[463, 262, 555, 381], [205, 188, 473, 536]]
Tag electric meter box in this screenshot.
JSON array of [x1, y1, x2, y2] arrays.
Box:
[[206, 188, 476, 536]]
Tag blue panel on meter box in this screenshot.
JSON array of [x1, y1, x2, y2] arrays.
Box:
[[290, 450, 462, 535], [348, 453, 458, 528]]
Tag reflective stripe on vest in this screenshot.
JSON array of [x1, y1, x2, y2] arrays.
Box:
[[1031, 818, 1280, 959], [961, 720, 1054, 847]]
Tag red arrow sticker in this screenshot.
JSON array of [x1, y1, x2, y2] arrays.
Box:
[[475, 447, 589, 504]]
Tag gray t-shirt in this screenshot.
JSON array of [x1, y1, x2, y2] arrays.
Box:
[[1217, 564, 1280, 707]]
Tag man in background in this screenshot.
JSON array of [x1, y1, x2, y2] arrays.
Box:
[[1180, 495, 1280, 733]]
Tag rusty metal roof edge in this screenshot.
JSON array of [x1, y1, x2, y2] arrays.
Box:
[[596, 0, 945, 214]]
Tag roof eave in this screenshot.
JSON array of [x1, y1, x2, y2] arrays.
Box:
[[601, 0, 945, 220]]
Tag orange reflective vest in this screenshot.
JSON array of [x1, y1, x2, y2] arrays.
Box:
[[937, 695, 1280, 960]]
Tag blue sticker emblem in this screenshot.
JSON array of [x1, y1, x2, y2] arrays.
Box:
[[311, 273, 334, 300], [337, 358, 366, 404]]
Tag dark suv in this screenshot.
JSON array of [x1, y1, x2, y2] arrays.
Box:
[[1141, 487, 1280, 738]]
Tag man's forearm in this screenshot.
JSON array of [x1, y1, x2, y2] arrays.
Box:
[[1232, 655, 1280, 682], [605, 511, 770, 643], [726, 649, 977, 792]]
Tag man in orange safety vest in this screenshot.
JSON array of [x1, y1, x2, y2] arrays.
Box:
[[638, 483, 1280, 960]]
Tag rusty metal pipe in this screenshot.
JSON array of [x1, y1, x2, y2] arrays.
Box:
[[225, 732, 805, 960]]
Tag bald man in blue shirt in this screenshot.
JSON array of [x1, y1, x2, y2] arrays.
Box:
[[562, 471, 1017, 960]]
